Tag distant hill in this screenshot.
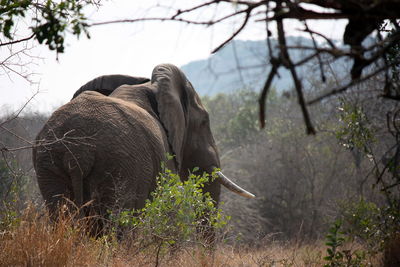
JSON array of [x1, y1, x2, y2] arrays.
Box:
[[181, 37, 347, 96]]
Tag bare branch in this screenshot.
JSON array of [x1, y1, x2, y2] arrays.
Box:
[[91, 17, 214, 27], [171, 0, 221, 19], [258, 62, 278, 128], [212, 7, 252, 53], [0, 33, 36, 47], [0, 90, 39, 128], [308, 63, 395, 105], [303, 22, 326, 83], [0, 126, 33, 145], [276, 3, 315, 134]]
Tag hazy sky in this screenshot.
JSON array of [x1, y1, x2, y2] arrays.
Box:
[[0, 0, 346, 114]]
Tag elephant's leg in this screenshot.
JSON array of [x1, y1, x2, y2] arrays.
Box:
[[36, 166, 73, 220], [77, 170, 121, 237]]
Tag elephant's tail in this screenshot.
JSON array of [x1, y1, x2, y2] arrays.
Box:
[[34, 125, 96, 214], [33, 145, 73, 217], [61, 144, 96, 209]]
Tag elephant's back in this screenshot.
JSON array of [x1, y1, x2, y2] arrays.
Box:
[[38, 91, 165, 142], [34, 91, 170, 209], [36, 90, 168, 165]]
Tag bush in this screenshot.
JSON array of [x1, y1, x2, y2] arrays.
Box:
[[0, 158, 27, 231], [338, 199, 400, 255], [323, 220, 368, 267], [109, 163, 230, 251], [340, 199, 383, 250]]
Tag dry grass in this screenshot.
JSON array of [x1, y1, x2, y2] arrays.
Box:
[[0, 205, 101, 266], [0, 206, 383, 267]]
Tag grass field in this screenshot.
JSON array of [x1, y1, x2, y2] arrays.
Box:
[[0, 205, 383, 267]]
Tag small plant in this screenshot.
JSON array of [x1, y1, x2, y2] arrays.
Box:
[[340, 198, 400, 264], [109, 161, 230, 252], [324, 219, 367, 267], [0, 159, 25, 231], [324, 220, 346, 267], [340, 199, 383, 250]]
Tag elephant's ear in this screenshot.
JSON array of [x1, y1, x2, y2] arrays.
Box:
[[152, 64, 189, 170], [72, 75, 150, 99]]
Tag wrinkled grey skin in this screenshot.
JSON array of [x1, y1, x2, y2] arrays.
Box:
[[33, 64, 221, 232], [72, 74, 150, 99]]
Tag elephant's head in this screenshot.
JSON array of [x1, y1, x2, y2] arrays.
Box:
[[151, 64, 255, 201]]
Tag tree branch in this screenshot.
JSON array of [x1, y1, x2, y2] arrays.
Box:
[[211, 7, 252, 53], [0, 33, 36, 46], [307, 63, 394, 105], [258, 62, 278, 128]]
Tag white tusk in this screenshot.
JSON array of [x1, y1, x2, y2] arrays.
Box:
[[216, 171, 256, 199]]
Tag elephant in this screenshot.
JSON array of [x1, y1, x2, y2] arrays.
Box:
[[33, 63, 254, 236]]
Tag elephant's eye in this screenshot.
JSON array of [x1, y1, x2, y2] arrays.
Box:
[[200, 117, 208, 127]]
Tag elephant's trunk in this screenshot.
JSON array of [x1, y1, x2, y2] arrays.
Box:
[[216, 171, 255, 199]]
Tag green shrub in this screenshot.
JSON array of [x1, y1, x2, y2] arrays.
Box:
[[324, 220, 367, 267], [109, 163, 230, 250], [324, 199, 400, 266], [340, 199, 382, 250], [0, 159, 25, 231], [340, 199, 400, 253]]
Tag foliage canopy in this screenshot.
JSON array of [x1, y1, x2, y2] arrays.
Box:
[[0, 0, 96, 52]]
